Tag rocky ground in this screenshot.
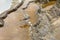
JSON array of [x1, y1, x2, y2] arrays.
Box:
[[0, 0, 60, 40]]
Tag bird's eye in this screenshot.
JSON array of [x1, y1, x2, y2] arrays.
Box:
[[0, 0, 12, 14]]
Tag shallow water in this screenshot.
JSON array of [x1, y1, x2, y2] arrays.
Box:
[[0, 0, 12, 14]]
